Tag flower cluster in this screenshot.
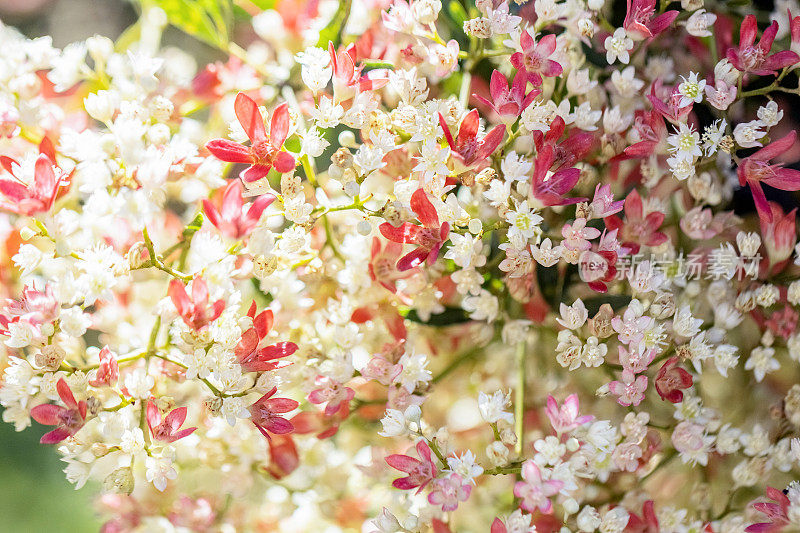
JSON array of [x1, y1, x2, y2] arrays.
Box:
[[1, 0, 800, 531]]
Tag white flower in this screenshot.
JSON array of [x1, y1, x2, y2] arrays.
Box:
[[445, 233, 485, 269], [120, 428, 145, 456], [478, 390, 514, 424], [505, 200, 543, 248], [604, 28, 634, 64], [556, 299, 588, 330], [311, 96, 344, 128], [378, 405, 421, 437], [610, 66, 644, 98], [396, 351, 432, 392], [501, 151, 532, 182], [530, 238, 563, 267], [672, 305, 702, 338], [757, 100, 784, 127], [446, 450, 484, 483], [145, 455, 177, 492], [123, 368, 155, 399], [295, 46, 332, 94], [573, 102, 602, 131], [683, 9, 717, 37], [462, 289, 499, 322], [667, 122, 702, 161], [220, 396, 250, 427], [677, 72, 706, 106], [733, 120, 766, 149], [745, 346, 779, 382]]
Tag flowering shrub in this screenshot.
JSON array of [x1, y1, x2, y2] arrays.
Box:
[[3, 0, 800, 531]]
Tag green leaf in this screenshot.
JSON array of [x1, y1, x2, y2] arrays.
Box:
[[582, 294, 632, 316], [115, 20, 142, 53], [402, 307, 472, 326], [447, 0, 469, 27], [246, 0, 277, 8], [316, 0, 352, 48], [143, 0, 233, 48], [183, 212, 205, 238], [283, 134, 302, 154]]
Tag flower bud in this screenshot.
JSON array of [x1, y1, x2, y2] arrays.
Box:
[[127, 241, 150, 269], [650, 293, 675, 319], [91, 443, 110, 457], [35, 344, 66, 371], [332, 148, 353, 169], [589, 304, 614, 338], [735, 291, 756, 312], [344, 180, 360, 197], [204, 396, 222, 415], [86, 396, 102, 416], [411, 0, 441, 24], [337, 130, 357, 149], [253, 255, 278, 279], [104, 467, 135, 494], [19, 226, 38, 240], [357, 219, 372, 236], [500, 428, 517, 446], [475, 167, 496, 186], [486, 441, 509, 466]]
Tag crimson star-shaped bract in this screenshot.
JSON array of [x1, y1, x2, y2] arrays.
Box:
[[205, 92, 296, 183], [738, 131, 800, 224], [379, 188, 450, 271], [30, 378, 87, 444]]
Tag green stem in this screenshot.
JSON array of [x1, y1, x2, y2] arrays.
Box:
[[514, 341, 525, 456]]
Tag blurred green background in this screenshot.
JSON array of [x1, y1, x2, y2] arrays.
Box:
[[0, 421, 101, 531]]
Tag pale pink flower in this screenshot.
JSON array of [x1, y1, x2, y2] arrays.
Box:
[[513, 460, 563, 514], [545, 394, 594, 435], [608, 370, 648, 407]]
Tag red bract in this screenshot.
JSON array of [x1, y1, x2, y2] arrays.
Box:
[[760, 202, 797, 267], [530, 143, 583, 207], [625, 500, 660, 532], [727, 15, 800, 76], [379, 188, 450, 271], [623, 109, 668, 160], [249, 386, 298, 438], [385, 440, 437, 493], [329, 41, 389, 104], [146, 401, 197, 443], [474, 70, 540, 126], [235, 302, 297, 372], [168, 277, 225, 331], [438, 109, 506, 173], [764, 305, 799, 341], [89, 346, 119, 387], [745, 487, 792, 533], [578, 249, 618, 293], [0, 140, 68, 216], [307, 376, 355, 416], [264, 434, 300, 479], [624, 0, 678, 41], [30, 378, 87, 444], [604, 189, 667, 254], [654, 357, 693, 403], [202, 180, 274, 239], [647, 82, 693, 123], [737, 131, 800, 223], [533, 116, 594, 172], [368, 237, 415, 292], [510, 30, 562, 86], [205, 92, 296, 183]]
